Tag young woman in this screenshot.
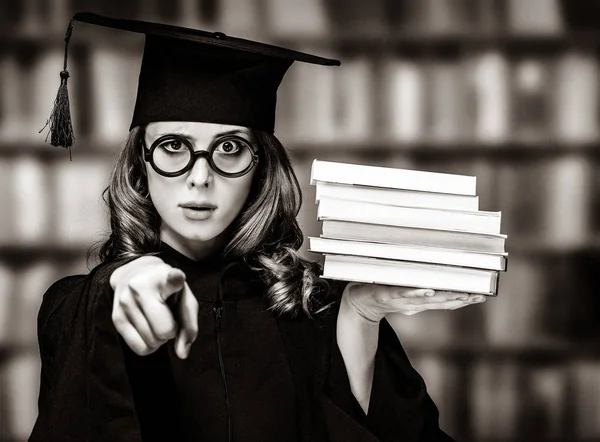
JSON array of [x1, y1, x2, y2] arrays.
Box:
[[31, 12, 485, 442]]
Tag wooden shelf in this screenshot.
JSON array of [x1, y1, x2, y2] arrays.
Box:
[[3, 28, 600, 54], [287, 140, 600, 159], [0, 344, 36, 363], [0, 139, 120, 159], [507, 237, 600, 255], [3, 139, 600, 160], [2, 340, 598, 364], [405, 340, 600, 362], [0, 243, 93, 263]]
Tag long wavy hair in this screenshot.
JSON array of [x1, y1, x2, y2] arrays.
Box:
[[92, 125, 331, 318]]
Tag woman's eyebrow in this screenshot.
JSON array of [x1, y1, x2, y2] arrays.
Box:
[[214, 129, 250, 138], [151, 129, 249, 141]]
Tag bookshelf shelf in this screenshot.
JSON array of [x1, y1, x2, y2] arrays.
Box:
[[3, 30, 600, 54], [0, 243, 93, 263], [0, 141, 120, 158], [0, 345, 34, 363], [287, 141, 600, 159], [405, 341, 600, 362], [1, 340, 595, 365], [507, 238, 600, 255], [5, 140, 600, 160]]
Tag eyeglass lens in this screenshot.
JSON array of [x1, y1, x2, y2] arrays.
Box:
[[152, 135, 255, 176]]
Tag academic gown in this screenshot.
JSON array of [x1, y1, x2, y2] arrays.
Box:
[[30, 242, 456, 442]]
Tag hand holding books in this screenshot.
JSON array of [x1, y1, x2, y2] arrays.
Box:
[[341, 283, 486, 322], [309, 159, 509, 300]]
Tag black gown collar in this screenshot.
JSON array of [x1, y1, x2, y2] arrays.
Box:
[[157, 241, 263, 301]]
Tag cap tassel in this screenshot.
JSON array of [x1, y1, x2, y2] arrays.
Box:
[[39, 17, 76, 159]]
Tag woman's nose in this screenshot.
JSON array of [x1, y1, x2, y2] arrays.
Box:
[[186, 156, 212, 188]]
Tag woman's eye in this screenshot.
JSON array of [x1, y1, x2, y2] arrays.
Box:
[[158, 139, 184, 152], [216, 139, 242, 154]]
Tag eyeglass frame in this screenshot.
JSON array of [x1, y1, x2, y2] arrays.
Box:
[[142, 133, 260, 178]]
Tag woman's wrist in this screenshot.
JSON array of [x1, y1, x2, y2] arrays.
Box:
[[340, 284, 385, 326]]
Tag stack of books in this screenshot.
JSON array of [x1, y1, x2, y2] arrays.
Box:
[[308, 160, 508, 296]]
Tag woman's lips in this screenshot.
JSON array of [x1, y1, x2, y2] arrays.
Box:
[[181, 206, 215, 221]]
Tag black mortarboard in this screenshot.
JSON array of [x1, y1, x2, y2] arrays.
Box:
[[41, 12, 340, 153]]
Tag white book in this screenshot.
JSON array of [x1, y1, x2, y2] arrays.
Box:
[[526, 367, 567, 439], [469, 51, 511, 143], [309, 237, 507, 271], [13, 261, 57, 345], [573, 362, 600, 438], [321, 220, 507, 254], [0, 262, 14, 344], [3, 353, 41, 440], [292, 63, 337, 143], [542, 156, 591, 247], [315, 181, 479, 211], [333, 58, 372, 141], [471, 361, 519, 440], [507, 0, 563, 35], [18, 0, 44, 36], [53, 158, 112, 245], [383, 59, 425, 142], [317, 197, 502, 235], [483, 256, 545, 346], [90, 48, 138, 144], [554, 52, 599, 142], [310, 159, 477, 196], [12, 156, 51, 243], [0, 159, 14, 242], [512, 58, 550, 142], [428, 60, 467, 142], [409, 355, 459, 436], [218, 0, 262, 38], [322, 254, 499, 295], [266, 0, 329, 38], [48, 0, 69, 33], [177, 0, 208, 28], [0, 55, 25, 141]]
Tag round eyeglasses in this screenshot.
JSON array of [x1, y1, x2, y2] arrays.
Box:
[[143, 134, 259, 178]]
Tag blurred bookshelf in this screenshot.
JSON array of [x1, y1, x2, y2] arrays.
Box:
[[2, 0, 600, 442]]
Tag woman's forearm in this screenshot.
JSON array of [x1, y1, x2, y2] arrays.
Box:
[[336, 293, 381, 414]]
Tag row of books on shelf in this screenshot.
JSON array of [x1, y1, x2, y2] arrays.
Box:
[[307, 159, 507, 295], [0, 0, 575, 40], [0, 156, 111, 246], [1, 351, 599, 441], [0, 249, 595, 352], [2, 49, 600, 146], [0, 153, 595, 251], [411, 356, 600, 441], [0, 257, 87, 350]]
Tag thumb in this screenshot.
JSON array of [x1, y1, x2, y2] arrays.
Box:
[[174, 282, 199, 359], [160, 268, 187, 302]]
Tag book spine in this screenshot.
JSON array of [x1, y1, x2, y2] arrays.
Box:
[[309, 237, 506, 271], [323, 255, 496, 294], [311, 160, 477, 195], [318, 198, 501, 235], [383, 59, 425, 143]]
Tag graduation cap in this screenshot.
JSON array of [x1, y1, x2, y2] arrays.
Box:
[[41, 12, 341, 153]]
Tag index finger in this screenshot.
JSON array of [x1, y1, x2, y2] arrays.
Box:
[[174, 282, 199, 359]]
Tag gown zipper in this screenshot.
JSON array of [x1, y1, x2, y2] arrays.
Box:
[[213, 296, 233, 442]]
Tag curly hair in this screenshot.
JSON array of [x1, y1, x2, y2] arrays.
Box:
[[92, 126, 330, 318]]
